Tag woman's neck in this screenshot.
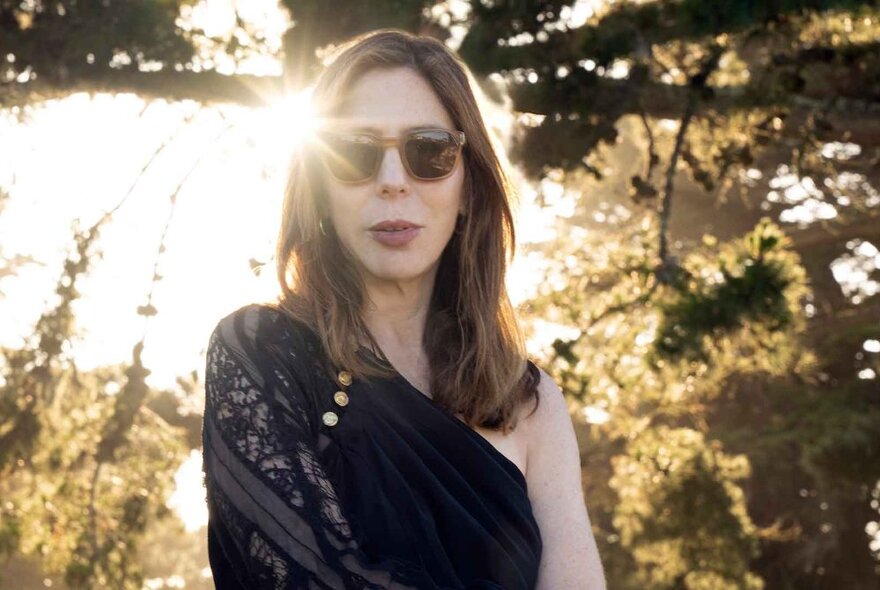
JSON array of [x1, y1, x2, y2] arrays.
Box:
[[361, 274, 434, 382]]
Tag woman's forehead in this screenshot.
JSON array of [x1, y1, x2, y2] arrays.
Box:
[[328, 68, 455, 131]]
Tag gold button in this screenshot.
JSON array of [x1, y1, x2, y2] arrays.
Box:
[[322, 411, 339, 427], [338, 370, 352, 386], [333, 391, 349, 406]]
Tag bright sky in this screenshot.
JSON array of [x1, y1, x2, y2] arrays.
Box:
[[0, 69, 318, 530], [0, 93, 293, 382]]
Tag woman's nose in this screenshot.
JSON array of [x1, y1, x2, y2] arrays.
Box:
[[375, 146, 410, 193]]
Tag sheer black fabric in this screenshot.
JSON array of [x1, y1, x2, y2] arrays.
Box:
[[202, 303, 542, 589]]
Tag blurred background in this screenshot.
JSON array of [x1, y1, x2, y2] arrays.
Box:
[[1, 1, 879, 588]]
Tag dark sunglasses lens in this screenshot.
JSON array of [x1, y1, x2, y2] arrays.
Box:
[[404, 130, 460, 179], [324, 135, 379, 182]]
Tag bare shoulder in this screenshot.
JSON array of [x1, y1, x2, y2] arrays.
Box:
[[520, 365, 570, 459], [524, 365, 607, 589], [524, 367, 580, 486]]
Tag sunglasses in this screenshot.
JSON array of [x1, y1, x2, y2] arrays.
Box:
[[316, 128, 467, 183]]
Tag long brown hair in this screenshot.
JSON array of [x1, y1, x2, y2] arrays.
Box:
[[270, 28, 539, 433]]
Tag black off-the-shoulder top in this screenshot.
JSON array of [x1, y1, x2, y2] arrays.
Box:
[[201, 303, 543, 589]]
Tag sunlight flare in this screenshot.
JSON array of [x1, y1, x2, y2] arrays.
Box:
[[256, 87, 321, 158]]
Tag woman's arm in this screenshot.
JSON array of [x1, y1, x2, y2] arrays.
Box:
[[526, 367, 606, 590]]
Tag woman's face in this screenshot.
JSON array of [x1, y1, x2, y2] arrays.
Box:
[[319, 66, 465, 289]]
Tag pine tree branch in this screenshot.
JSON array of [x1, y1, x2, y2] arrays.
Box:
[[657, 44, 726, 281]]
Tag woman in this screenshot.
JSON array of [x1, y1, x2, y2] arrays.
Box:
[[202, 29, 605, 589]]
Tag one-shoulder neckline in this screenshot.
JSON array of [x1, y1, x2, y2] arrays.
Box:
[[385, 364, 528, 488], [256, 314, 529, 490]]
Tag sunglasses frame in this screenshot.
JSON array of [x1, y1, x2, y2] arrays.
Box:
[[317, 127, 467, 184]]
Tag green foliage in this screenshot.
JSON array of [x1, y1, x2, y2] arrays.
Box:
[[794, 382, 880, 484], [521, 209, 811, 587], [0, 223, 98, 473], [0, 223, 191, 589], [653, 218, 808, 362], [610, 427, 762, 589], [0, 0, 193, 89], [278, 0, 439, 83], [95, 343, 152, 463], [0, 358, 187, 589]]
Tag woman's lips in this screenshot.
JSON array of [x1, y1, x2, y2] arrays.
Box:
[[369, 227, 421, 247]]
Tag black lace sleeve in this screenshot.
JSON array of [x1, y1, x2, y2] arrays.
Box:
[[201, 305, 432, 589]]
